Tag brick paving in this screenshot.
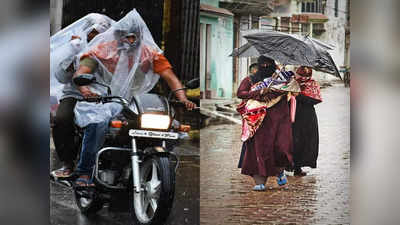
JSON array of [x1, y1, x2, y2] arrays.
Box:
[[200, 85, 350, 225]]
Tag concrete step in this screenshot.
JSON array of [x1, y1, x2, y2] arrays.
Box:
[[200, 108, 241, 125]]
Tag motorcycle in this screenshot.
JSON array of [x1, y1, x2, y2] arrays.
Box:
[[54, 74, 199, 225]]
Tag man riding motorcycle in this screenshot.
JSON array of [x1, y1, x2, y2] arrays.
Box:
[[70, 10, 196, 186], [51, 13, 115, 178]]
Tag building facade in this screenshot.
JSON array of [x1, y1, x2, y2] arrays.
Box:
[[268, 0, 349, 82], [220, 0, 275, 93], [220, 0, 349, 94], [200, 0, 234, 99]]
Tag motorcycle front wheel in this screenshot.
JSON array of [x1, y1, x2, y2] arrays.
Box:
[[131, 156, 176, 225]]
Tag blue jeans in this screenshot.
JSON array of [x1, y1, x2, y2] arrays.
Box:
[[75, 121, 109, 176]]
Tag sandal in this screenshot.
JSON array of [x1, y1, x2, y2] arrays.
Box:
[[51, 166, 73, 178], [74, 177, 89, 187], [74, 177, 95, 188], [87, 179, 95, 187], [252, 184, 266, 191], [277, 171, 288, 186]]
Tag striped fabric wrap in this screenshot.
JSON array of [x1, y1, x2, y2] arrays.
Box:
[[251, 71, 294, 91], [240, 70, 297, 142]]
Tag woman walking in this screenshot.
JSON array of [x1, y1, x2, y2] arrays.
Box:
[[237, 56, 293, 191], [291, 66, 322, 176]]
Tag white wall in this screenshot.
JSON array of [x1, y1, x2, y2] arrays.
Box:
[[230, 0, 350, 86], [315, 0, 348, 81], [237, 17, 265, 84], [269, 0, 349, 82]]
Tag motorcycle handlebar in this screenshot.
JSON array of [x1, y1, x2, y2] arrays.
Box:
[[79, 96, 199, 110], [79, 96, 102, 102], [78, 96, 128, 105], [170, 100, 200, 110]]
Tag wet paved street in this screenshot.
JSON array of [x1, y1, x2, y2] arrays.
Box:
[[50, 139, 199, 225], [200, 85, 350, 225]]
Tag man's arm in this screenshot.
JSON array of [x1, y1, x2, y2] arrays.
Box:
[[141, 48, 196, 110], [73, 58, 98, 98], [54, 63, 74, 84], [158, 68, 196, 110]]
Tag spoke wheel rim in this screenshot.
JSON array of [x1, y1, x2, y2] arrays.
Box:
[[136, 159, 162, 223]]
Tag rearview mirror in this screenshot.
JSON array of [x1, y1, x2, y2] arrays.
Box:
[[73, 74, 96, 86], [185, 78, 199, 89]]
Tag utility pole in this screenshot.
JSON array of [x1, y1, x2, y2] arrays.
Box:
[[50, 0, 63, 35]]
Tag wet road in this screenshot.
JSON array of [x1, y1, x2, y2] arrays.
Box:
[[50, 139, 199, 225], [200, 85, 350, 224]]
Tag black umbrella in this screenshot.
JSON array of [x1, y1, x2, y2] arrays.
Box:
[[230, 31, 341, 79], [230, 42, 260, 58]]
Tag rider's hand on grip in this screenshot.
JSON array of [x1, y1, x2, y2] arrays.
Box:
[[84, 96, 102, 103], [181, 99, 197, 111], [78, 86, 98, 98], [171, 100, 198, 110]]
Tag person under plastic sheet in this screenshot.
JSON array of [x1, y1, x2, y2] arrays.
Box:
[[71, 9, 196, 186], [50, 13, 115, 178]]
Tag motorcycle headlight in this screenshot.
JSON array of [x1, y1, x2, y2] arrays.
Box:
[[140, 114, 171, 130]]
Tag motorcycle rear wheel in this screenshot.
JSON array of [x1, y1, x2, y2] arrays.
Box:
[[131, 156, 175, 225]]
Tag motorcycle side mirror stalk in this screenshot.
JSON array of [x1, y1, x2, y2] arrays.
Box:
[[73, 74, 112, 95], [185, 78, 200, 89]]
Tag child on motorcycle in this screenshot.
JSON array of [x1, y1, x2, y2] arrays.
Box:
[[51, 13, 114, 178]]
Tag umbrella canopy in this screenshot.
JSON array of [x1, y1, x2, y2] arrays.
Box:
[[231, 31, 341, 79], [230, 42, 260, 58]]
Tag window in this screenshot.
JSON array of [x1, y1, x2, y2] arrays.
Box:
[[301, 0, 324, 13], [280, 17, 290, 32], [312, 23, 325, 35], [291, 23, 301, 34], [251, 16, 259, 29], [301, 23, 310, 35]]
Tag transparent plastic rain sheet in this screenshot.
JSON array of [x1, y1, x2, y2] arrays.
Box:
[[50, 13, 115, 101], [73, 9, 163, 127]]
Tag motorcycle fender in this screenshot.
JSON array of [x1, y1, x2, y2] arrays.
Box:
[[143, 147, 179, 172], [143, 147, 169, 156]]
